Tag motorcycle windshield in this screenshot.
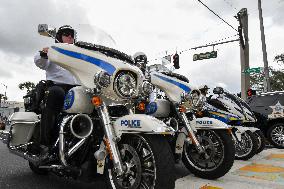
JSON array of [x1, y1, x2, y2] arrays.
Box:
[[75, 24, 117, 49], [148, 64, 172, 73], [73, 24, 134, 64]]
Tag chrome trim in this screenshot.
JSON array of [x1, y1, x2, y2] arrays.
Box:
[[70, 114, 93, 139], [98, 103, 124, 176], [11, 121, 40, 125], [179, 112, 205, 154], [68, 138, 86, 157], [39, 165, 64, 169], [59, 115, 74, 166]]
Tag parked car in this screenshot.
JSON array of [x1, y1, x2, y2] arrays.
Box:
[[247, 91, 284, 148]]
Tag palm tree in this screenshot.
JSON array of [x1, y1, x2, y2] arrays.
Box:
[[0, 93, 4, 108], [18, 82, 35, 93]]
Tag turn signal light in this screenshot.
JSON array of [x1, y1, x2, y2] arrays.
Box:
[[92, 96, 102, 107], [179, 105, 187, 112], [137, 102, 146, 111], [104, 139, 113, 160], [196, 111, 203, 117]]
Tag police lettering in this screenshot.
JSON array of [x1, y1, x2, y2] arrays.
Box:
[[121, 120, 141, 128], [196, 120, 213, 125]]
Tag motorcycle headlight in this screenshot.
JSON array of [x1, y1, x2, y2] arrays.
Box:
[[141, 81, 153, 96], [114, 72, 137, 98], [191, 90, 200, 106], [94, 71, 111, 88], [182, 90, 203, 110]]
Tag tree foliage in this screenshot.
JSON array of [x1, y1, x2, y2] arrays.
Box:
[[250, 54, 284, 92], [18, 81, 35, 92], [275, 53, 284, 63]]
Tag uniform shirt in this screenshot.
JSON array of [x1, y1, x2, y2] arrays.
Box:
[[34, 52, 80, 85]]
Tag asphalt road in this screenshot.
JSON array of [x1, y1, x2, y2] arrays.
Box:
[[1, 141, 283, 189], [0, 142, 190, 189]]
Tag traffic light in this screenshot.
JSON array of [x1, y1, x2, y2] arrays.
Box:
[[173, 53, 180, 69], [247, 89, 256, 97]]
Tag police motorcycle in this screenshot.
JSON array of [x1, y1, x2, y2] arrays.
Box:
[[0, 24, 176, 189], [134, 62, 235, 180], [204, 87, 265, 160]]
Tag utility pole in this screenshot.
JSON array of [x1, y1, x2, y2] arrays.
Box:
[[237, 8, 250, 100], [258, 0, 270, 92]]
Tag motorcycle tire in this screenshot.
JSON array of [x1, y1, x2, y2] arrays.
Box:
[[105, 134, 175, 189], [253, 130, 266, 154], [182, 129, 235, 180], [28, 161, 49, 175], [235, 130, 258, 160]]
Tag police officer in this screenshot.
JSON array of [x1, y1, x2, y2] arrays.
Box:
[[199, 85, 210, 96], [199, 85, 210, 103], [34, 25, 80, 152]]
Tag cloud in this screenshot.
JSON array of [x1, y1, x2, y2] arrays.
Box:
[[1, 0, 284, 101], [0, 0, 89, 57], [0, 0, 90, 101]]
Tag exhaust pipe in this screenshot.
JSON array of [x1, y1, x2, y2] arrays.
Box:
[[70, 114, 93, 139]]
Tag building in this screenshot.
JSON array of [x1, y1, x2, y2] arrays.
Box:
[[0, 101, 25, 121]]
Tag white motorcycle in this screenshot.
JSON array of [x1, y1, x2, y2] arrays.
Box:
[[134, 64, 235, 180], [0, 25, 176, 189], [205, 87, 265, 160]]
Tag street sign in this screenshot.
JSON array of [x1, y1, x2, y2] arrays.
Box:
[[193, 51, 217, 61], [242, 67, 262, 74]]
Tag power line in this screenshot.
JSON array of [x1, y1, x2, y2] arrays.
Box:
[[197, 0, 238, 32], [179, 38, 239, 54], [148, 35, 240, 62]]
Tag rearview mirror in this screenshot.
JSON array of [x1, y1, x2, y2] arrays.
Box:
[[38, 24, 56, 38], [213, 87, 224, 94]]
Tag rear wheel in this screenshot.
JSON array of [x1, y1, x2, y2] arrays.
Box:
[[182, 129, 235, 179], [234, 130, 258, 160], [267, 123, 284, 149], [253, 130, 266, 154], [106, 134, 175, 189]]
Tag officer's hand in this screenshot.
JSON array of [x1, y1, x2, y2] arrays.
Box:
[[39, 47, 49, 59], [42, 47, 49, 53]]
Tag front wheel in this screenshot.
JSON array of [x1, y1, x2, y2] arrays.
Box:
[[182, 129, 235, 180], [234, 130, 258, 160], [106, 134, 175, 189]]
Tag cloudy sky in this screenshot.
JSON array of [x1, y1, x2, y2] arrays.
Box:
[[0, 0, 284, 101]]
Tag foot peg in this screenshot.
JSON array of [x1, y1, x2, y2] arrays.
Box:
[[0, 130, 10, 144]]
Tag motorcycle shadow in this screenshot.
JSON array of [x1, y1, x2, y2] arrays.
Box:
[[1, 171, 107, 189]]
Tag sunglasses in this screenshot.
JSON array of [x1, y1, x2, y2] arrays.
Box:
[[62, 31, 74, 38]]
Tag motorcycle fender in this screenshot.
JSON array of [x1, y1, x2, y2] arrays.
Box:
[[191, 117, 231, 130], [232, 126, 255, 141], [113, 114, 174, 138], [233, 126, 259, 133]]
